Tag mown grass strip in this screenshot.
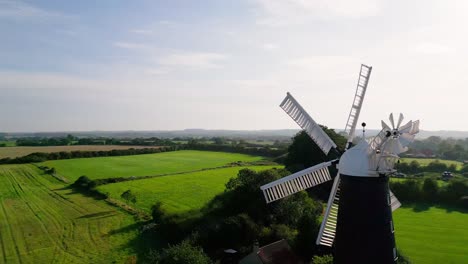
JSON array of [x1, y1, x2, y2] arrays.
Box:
[[98, 166, 281, 214], [0, 164, 139, 263], [393, 205, 468, 264], [42, 150, 265, 182]]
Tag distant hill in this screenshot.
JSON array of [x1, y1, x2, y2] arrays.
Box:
[[3, 128, 468, 140]]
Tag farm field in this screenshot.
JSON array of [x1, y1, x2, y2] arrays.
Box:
[[42, 150, 265, 182], [0, 140, 16, 147], [393, 205, 468, 264], [97, 166, 281, 214], [0, 164, 139, 263], [400, 158, 463, 170], [0, 145, 156, 159]]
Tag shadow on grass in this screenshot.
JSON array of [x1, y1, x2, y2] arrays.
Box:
[[412, 203, 430, 212], [109, 222, 143, 236], [52, 186, 73, 191], [77, 210, 117, 219]]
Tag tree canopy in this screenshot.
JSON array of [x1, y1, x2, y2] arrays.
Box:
[[284, 128, 346, 173]]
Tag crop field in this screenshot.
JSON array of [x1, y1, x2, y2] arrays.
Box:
[[42, 150, 265, 182], [0, 145, 156, 159], [393, 205, 468, 264], [0, 164, 138, 263], [400, 158, 463, 170], [97, 166, 281, 214]]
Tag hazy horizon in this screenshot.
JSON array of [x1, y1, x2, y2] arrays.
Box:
[[2, 1, 468, 132]]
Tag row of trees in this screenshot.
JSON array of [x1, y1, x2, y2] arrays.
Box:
[[395, 160, 459, 174], [408, 136, 468, 160], [15, 135, 175, 147], [186, 141, 287, 157], [0, 147, 177, 164], [390, 178, 468, 208]]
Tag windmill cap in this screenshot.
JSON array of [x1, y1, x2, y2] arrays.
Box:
[[338, 140, 371, 177]]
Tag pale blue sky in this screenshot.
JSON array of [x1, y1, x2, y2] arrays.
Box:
[[1, 0, 467, 132]]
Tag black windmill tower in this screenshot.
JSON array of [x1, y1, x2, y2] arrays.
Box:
[[260, 64, 420, 264]]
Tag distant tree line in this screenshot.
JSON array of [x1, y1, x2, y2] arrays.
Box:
[[390, 178, 468, 209], [408, 136, 468, 160], [0, 147, 177, 164], [14, 135, 175, 147], [186, 141, 287, 157], [396, 160, 459, 174]]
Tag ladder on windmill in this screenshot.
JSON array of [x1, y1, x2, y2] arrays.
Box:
[[344, 64, 372, 144]]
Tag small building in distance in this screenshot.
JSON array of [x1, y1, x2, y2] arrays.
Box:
[[239, 239, 302, 264]]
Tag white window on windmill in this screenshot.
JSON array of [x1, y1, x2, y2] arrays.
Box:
[[390, 220, 394, 233], [393, 247, 398, 261]]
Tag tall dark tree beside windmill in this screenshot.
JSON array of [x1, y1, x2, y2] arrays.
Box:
[[260, 65, 420, 264]]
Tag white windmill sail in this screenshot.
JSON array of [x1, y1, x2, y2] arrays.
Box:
[[389, 190, 401, 211], [316, 64, 372, 247], [280, 93, 337, 155], [344, 64, 372, 145], [316, 175, 341, 246], [260, 161, 334, 203], [369, 125, 388, 151]]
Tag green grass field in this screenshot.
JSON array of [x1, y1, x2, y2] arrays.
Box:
[[393, 205, 468, 264], [0, 140, 16, 147], [400, 158, 463, 170], [0, 164, 139, 263], [98, 166, 280, 214], [42, 150, 265, 182]]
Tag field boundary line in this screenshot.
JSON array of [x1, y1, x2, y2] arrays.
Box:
[[93, 163, 279, 186]]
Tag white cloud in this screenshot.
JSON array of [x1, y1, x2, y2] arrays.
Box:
[[131, 29, 153, 35], [0, 0, 68, 20], [144, 68, 170, 75], [158, 52, 228, 69], [254, 0, 383, 25], [412, 42, 454, 54], [159, 20, 172, 25], [263, 43, 279, 51], [113, 42, 148, 50], [0, 71, 106, 92]]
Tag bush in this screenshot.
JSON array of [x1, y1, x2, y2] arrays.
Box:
[[460, 196, 468, 209], [149, 240, 212, 264], [151, 202, 166, 223], [72, 175, 96, 190], [422, 178, 438, 202], [390, 180, 421, 202], [426, 160, 448, 173], [311, 254, 333, 264], [440, 180, 468, 205], [121, 189, 137, 205]]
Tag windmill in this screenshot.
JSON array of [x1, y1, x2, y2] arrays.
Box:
[[260, 64, 420, 264]]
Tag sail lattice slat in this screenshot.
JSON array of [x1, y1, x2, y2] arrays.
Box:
[[260, 161, 333, 203], [316, 175, 341, 247], [344, 64, 372, 144], [280, 93, 337, 155]]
